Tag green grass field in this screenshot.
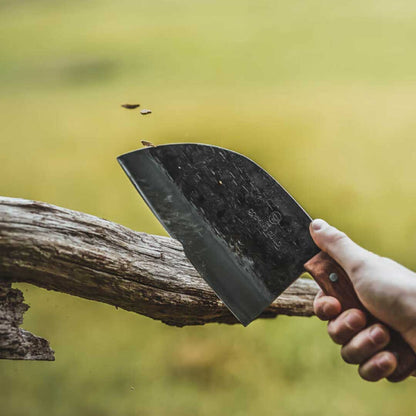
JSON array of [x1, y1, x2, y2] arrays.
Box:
[[1, 1, 416, 414]]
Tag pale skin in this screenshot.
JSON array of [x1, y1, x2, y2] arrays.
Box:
[[310, 219, 416, 382]]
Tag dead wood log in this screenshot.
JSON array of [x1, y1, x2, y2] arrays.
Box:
[[0, 196, 319, 360], [0, 280, 54, 360]]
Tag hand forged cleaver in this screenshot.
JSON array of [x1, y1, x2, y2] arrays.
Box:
[[118, 143, 415, 381]]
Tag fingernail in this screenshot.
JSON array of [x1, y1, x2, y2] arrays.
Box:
[[370, 326, 386, 344], [346, 312, 363, 330], [377, 354, 392, 371], [311, 219, 327, 231]]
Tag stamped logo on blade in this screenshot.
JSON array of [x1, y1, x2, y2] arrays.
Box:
[[248, 208, 282, 239]]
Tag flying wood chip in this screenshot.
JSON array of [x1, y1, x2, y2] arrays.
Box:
[[140, 109, 152, 115], [121, 104, 140, 109]]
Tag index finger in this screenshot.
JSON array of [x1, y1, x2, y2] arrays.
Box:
[[314, 290, 342, 320]]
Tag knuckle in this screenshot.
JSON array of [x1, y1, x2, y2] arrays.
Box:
[[314, 296, 340, 320], [358, 353, 395, 382], [327, 322, 344, 344], [327, 322, 338, 341], [344, 310, 366, 331], [358, 365, 379, 382], [329, 230, 348, 245], [369, 324, 390, 346], [341, 343, 359, 364], [348, 257, 367, 275], [348, 250, 378, 276]]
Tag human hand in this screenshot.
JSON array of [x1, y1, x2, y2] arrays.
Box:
[[310, 219, 416, 381]]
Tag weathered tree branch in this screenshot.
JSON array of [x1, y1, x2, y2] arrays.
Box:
[[0, 280, 54, 360], [0, 196, 319, 360]]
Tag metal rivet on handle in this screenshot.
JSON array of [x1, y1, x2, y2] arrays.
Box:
[[329, 272, 338, 283]]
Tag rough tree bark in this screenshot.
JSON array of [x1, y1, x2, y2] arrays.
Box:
[[0, 280, 54, 360], [0, 197, 319, 361]]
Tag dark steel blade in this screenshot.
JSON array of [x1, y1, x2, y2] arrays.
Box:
[[117, 144, 319, 325]]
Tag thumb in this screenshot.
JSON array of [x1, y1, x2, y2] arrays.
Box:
[[309, 219, 373, 279]]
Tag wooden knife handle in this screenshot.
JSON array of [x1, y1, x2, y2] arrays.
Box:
[[304, 251, 416, 382]]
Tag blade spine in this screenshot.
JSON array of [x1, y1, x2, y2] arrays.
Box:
[[118, 143, 313, 222]]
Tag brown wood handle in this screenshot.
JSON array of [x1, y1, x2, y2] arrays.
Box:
[[304, 251, 416, 382]]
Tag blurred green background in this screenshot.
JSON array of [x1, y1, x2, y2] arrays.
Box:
[[1, 0, 416, 415]]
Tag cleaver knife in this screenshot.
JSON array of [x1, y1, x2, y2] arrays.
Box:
[[117, 143, 416, 381]]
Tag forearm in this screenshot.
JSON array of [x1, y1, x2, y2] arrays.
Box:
[[400, 279, 416, 351]]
